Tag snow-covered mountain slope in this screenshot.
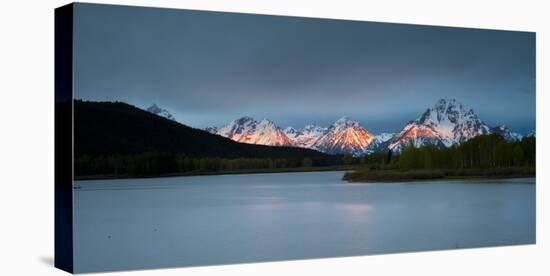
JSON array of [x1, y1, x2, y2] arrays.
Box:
[[365, 132, 396, 153], [373, 133, 395, 143], [312, 117, 374, 155], [146, 104, 176, 121], [215, 116, 294, 146], [388, 99, 491, 152], [284, 124, 327, 148]]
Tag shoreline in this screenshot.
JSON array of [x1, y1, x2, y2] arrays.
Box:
[[342, 168, 536, 183], [74, 165, 357, 181], [74, 166, 535, 184]]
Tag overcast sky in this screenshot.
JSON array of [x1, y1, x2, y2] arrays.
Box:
[[74, 3, 536, 134]]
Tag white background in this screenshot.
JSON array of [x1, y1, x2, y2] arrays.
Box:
[[0, 0, 548, 275]]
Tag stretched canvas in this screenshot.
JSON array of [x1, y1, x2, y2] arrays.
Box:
[[55, 3, 536, 273]]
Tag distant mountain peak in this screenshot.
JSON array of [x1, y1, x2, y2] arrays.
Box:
[[432, 98, 468, 113], [418, 98, 478, 126], [334, 116, 355, 125], [284, 124, 327, 148], [389, 99, 491, 152], [235, 116, 255, 124], [146, 104, 175, 121], [216, 116, 294, 147], [435, 98, 458, 107], [313, 117, 374, 155], [331, 116, 363, 132], [258, 118, 276, 125], [237, 115, 254, 120], [335, 116, 351, 123]]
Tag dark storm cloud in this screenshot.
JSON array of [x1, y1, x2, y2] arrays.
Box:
[[74, 3, 536, 133]]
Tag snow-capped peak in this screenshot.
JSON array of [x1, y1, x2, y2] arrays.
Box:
[[313, 117, 374, 155], [233, 116, 256, 127], [417, 98, 489, 143], [217, 116, 254, 137], [215, 116, 294, 147], [333, 116, 360, 129], [258, 118, 276, 127], [388, 99, 491, 152]]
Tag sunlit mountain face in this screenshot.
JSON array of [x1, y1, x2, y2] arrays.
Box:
[[215, 116, 294, 147], [311, 117, 374, 155], [210, 116, 375, 156], [148, 98, 533, 156]]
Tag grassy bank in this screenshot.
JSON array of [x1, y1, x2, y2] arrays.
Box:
[[342, 167, 536, 182], [75, 165, 357, 181]]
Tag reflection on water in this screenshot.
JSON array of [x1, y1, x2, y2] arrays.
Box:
[[335, 203, 371, 213], [74, 172, 535, 273]]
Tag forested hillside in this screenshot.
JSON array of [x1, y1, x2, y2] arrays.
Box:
[[74, 101, 344, 178]]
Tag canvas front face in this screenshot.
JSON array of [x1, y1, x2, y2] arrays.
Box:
[[55, 3, 536, 273]]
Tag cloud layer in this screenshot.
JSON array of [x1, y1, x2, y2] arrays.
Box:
[[74, 4, 536, 133]]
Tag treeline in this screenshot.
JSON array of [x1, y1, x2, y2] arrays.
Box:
[[75, 153, 342, 178], [360, 134, 535, 171]]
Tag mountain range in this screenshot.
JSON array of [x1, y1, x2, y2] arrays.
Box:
[[207, 116, 380, 155], [151, 98, 533, 156]]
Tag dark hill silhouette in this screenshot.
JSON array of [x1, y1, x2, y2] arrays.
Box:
[[75, 100, 335, 159], [74, 101, 343, 178]]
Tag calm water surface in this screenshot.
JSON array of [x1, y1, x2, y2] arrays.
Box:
[[74, 171, 535, 273]]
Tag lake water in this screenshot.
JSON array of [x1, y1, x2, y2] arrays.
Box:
[[74, 171, 535, 273]]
